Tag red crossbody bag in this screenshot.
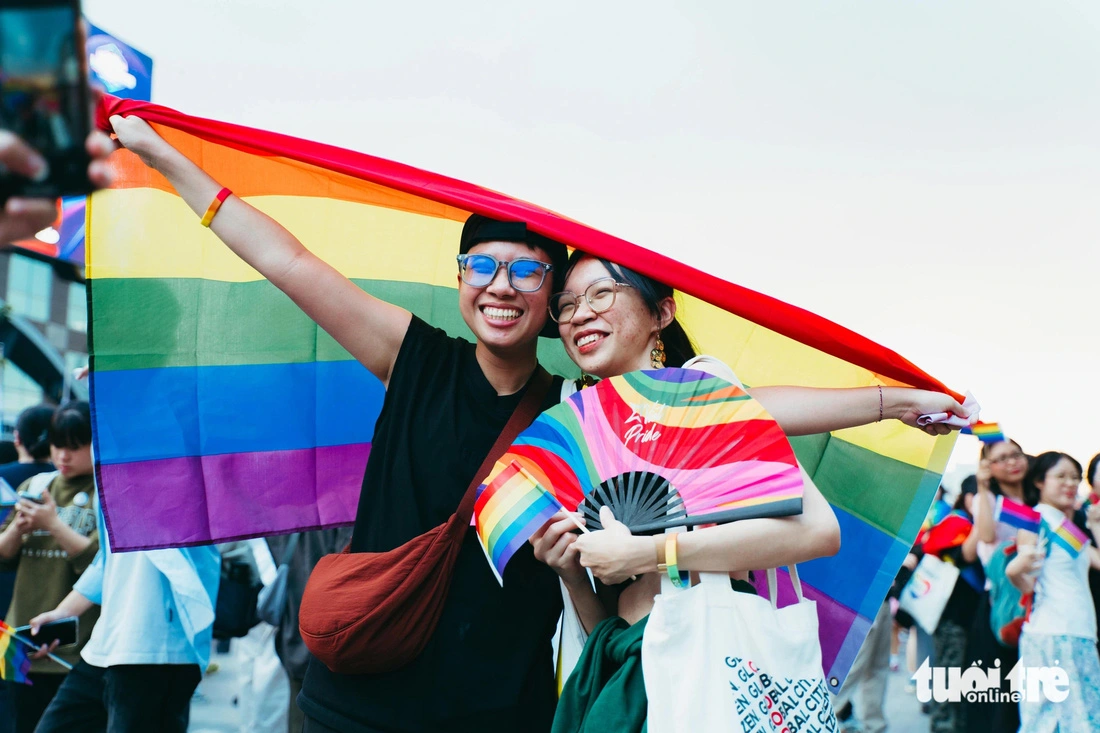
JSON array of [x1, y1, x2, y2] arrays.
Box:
[[299, 367, 552, 674]]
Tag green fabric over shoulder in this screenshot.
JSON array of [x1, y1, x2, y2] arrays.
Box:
[[553, 615, 649, 733]]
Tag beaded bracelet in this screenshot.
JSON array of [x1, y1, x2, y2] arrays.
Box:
[[200, 187, 232, 227]]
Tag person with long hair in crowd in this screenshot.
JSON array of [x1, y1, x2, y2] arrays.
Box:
[[0, 403, 99, 733], [1007, 452, 1100, 731], [963, 438, 1029, 733]]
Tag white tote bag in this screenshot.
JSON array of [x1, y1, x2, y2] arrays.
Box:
[[643, 567, 837, 733], [898, 553, 959, 635]]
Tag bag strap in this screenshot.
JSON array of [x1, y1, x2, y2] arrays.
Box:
[[279, 533, 301, 566], [456, 366, 553, 523], [765, 566, 805, 609]]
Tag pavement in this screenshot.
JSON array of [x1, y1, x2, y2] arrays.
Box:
[[187, 637, 933, 733], [189, 640, 243, 733]]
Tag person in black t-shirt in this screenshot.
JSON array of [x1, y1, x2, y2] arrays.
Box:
[[111, 109, 580, 733]]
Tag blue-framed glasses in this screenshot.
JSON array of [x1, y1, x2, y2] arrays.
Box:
[[456, 253, 553, 293]]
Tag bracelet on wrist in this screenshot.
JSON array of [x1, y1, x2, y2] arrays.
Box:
[[200, 187, 232, 227], [656, 533, 689, 588]]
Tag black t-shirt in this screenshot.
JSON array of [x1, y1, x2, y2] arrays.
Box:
[[299, 317, 565, 733]]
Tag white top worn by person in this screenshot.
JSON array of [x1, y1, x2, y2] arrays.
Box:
[[1023, 503, 1096, 641]]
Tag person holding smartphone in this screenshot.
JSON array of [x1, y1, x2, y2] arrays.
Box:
[[0, 402, 99, 733]]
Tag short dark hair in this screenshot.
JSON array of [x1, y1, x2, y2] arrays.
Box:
[[563, 251, 698, 367], [49, 401, 92, 451], [1023, 451, 1082, 507], [459, 214, 570, 338], [16, 404, 55, 460]]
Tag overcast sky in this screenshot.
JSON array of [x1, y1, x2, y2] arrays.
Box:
[[84, 0, 1100, 475]]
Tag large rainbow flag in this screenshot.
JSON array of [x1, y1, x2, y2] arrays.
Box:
[[87, 96, 961, 690]]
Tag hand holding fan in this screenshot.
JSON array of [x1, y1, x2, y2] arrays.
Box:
[[474, 367, 806, 583]]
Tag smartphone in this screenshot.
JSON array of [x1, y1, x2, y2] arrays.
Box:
[[0, 0, 91, 200], [20, 616, 78, 647]]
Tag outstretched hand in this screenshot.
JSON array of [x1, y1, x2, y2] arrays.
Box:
[[897, 389, 972, 436], [573, 506, 652, 586], [108, 114, 174, 171]]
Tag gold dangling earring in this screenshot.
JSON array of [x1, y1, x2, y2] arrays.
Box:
[[651, 333, 666, 369]]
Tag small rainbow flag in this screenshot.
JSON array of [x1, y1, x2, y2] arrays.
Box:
[[476, 462, 565, 584], [996, 497, 1042, 533], [961, 421, 1005, 444], [1047, 518, 1090, 558], [0, 621, 33, 685]]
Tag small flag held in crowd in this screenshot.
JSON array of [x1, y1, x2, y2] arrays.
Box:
[[996, 496, 1042, 534], [475, 462, 568, 584], [962, 421, 1005, 444], [0, 620, 33, 685], [1047, 518, 1090, 558]]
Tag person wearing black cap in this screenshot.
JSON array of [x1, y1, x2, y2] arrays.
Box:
[[107, 115, 584, 732]]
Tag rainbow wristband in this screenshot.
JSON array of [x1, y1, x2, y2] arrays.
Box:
[[663, 534, 689, 588], [200, 187, 232, 227]]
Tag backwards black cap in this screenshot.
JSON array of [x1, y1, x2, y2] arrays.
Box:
[[460, 214, 569, 338]]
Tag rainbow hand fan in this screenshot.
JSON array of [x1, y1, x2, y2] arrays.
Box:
[[475, 367, 805, 582]]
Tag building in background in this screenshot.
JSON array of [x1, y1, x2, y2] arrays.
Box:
[[0, 252, 87, 434]]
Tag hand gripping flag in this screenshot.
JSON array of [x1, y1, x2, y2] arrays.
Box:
[[87, 96, 964, 691]]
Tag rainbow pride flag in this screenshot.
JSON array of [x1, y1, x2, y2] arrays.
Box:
[[87, 97, 962, 691], [996, 496, 1042, 534], [0, 621, 32, 685], [961, 421, 1005, 444], [476, 462, 565, 583], [1047, 517, 1090, 558]]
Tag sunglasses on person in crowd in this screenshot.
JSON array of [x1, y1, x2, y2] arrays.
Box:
[[456, 253, 554, 292]]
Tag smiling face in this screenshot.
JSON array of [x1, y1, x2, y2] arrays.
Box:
[[557, 256, 673, 379], [456, 240, 553, 356], [1036, 456, 1082, 513]]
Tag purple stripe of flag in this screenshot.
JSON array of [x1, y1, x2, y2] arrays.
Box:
[[98, 444, 369, 551]]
